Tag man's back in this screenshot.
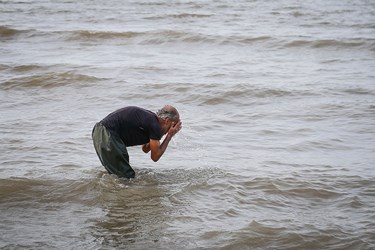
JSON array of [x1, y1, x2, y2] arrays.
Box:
[[101, 106, 162, 146]]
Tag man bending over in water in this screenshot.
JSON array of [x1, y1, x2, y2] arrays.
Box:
[[92, 105, 182, 178]]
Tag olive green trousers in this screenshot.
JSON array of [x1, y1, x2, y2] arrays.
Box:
[[92, 123, 135, 178]]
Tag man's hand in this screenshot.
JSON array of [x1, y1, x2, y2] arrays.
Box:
[[168, 121, 182, 137], [142, 143, 150, 153]]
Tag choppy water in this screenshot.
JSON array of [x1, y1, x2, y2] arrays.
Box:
[[1, 0, 375, 249]]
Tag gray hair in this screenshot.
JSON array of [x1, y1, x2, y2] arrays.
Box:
[[156, 106, 179, 121]]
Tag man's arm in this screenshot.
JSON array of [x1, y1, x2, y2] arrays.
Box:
[[149, 135, 171, 162], [143, 121, 182, 162]]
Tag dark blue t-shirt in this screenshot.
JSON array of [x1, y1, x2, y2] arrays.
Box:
[[101, 106, 163, 146]]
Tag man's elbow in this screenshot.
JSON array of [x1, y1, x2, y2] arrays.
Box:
[[150, 148, 162, 162], [151, 155, 160, 162]]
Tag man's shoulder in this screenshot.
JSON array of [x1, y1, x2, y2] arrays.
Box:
[[114, 106, 152, 115], [126, 106, 152, 113], [135, 106, 156, 117]]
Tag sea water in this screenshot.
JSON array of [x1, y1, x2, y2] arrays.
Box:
[[1, 0, 374, 249]]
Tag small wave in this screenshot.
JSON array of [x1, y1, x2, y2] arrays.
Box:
[[247, 220, 287, 235], [0, 176, 103, 201], [227, 221, 369, 250], [234, 35, 272, 45], [232, 176, 347, 201], [67, 29, 274, 46], [289, 138, 353, 152], [141, 30, 217, 44], [291, 11, 305, 17], [11, 64, 45, 72], [312, 39, 370, 48], [134, 1, 168, 6], [68, 29, 214, 44], [0, 26, 25, 37], [283, 186, 343, 200], [285, 40, 311, 47], [0, 177, 48, 202], [196, 87, 302, 105], [142, 82, 314, 106], [342, 87, 375, 96], [145, 13, 212, 20], [73, 28, 374, 49], [70, 30, 143, 40], [168, 13, 212, 19], [284, 37, 374, 50], [1, 72, 102, 90]]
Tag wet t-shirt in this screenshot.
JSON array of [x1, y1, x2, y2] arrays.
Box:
[[101, 106, 163, 146]]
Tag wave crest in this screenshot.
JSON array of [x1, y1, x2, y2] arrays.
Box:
[[1, 72, 102, 90], [0, 26, 25, 37], [284, 38, 374, 50]]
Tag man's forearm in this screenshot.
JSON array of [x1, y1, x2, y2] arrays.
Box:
[[159, 134, 172, 154], [151, 134, 172, 162]]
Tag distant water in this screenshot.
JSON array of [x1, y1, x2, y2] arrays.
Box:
[[1, 0, 374, 249]]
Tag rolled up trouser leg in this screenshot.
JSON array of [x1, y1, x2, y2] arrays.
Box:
[[92, 123, 135, 178]]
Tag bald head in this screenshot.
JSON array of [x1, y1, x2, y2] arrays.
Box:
[[156, 105, 180, 122]]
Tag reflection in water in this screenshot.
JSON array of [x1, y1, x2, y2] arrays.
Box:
[[90, 168, 226, 249], [91, 170, 176, 248]]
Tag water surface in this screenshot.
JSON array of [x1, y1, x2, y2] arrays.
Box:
[[1, 0, 374, 249]]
